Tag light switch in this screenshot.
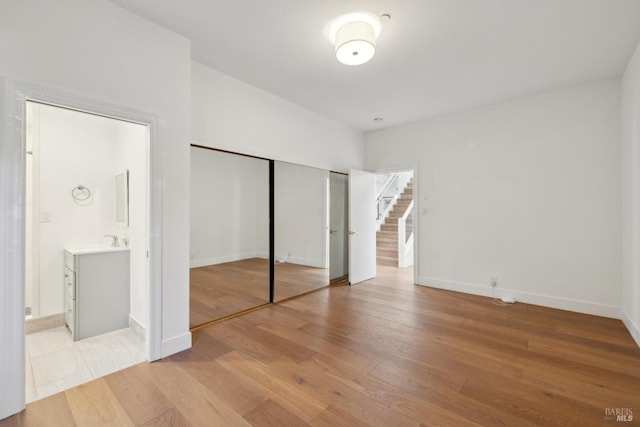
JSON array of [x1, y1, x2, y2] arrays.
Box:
[[40, 210, 51, 222]]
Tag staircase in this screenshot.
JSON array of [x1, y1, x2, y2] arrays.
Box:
[[376, 180, 413, 266]]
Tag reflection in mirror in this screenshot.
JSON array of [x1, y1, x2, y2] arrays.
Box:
[[189, 147, 270, 328], [115, 170, 129, 227], [274, 162, 330, 301], [329, 172, 348, 280]]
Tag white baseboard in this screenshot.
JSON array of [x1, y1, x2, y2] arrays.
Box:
[[25, 313, 65, 335], [128, 315, 145, 340], [621, 310, 640, 349], [418, 276, 621, 319], [190, 252, 262, 268], [276, 255, 324, 269], [161, 332, 192, 358]]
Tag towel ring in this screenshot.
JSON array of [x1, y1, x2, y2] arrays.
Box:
[[71, 185, 91, 201]]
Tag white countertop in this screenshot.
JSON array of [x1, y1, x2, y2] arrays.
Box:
[[64, 245, 130, 255]]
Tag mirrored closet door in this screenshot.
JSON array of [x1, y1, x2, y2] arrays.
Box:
[[189, 146, 270, 328], [274, 161, 330, 301], [329, 172, 348, 281]]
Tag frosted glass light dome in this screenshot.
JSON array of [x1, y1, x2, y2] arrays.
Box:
[[335, 21, 376, 65]]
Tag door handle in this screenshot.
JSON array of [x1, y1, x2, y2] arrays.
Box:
[[330, 229, 337, 234], [348, 230, 357, 235]]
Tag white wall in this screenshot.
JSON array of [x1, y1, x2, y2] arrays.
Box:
[[36, 103, 117, 316], [191, 61, 364, 173], [0, 0, 191, 417], [33, 104, 147, 328], [366, 79, 622, 317], [275, 162, 329, 268], [114, 121, 148, 330], [621, 40, 640, 347], [190, 147, 269, 267]]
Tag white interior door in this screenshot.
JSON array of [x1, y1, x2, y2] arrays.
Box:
[[348, 169, 376, 284]]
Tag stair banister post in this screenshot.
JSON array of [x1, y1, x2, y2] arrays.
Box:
[[398, 216, 406, 268]]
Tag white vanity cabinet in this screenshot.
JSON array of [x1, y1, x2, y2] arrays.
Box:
[[64, 247, 130, 341]]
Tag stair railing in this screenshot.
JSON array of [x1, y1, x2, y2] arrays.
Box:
[[376, 172, 414, 230], [376, 173, 400, 229], [397, 200, 414, 268]]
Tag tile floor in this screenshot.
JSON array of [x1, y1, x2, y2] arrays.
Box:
[[25, 326, 146, 403]]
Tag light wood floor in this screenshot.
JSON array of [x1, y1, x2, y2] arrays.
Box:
[[190, 258, 328, 328], [190, 258, 270, 328], [274, 262, 329, 302], [4, 265, 640, 426]]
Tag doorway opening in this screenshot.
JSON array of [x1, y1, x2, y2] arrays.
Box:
[[375, 170, 414, 278], [329, 172, 349, 283], [24, 100, 150, 403]]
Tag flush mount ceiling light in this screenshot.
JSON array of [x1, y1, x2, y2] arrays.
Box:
[[335, 21, 376, 65], [325, 12, 383, 66]]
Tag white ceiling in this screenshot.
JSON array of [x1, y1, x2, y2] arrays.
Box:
[[110, 0, 640, 131]]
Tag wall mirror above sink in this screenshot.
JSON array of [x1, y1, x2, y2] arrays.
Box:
[[115, 169, 129, 227]]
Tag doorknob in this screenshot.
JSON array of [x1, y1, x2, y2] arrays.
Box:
[[348, 230, 357, 235], [330, 229, 337, 234]]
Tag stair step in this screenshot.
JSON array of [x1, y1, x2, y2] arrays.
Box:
[[376, 242, 398, 250], [377, 244, 398, 251], [376, 234, 397, 240], [378, 233, 401, 239], [377, 248, 398, 256], [388, 213, 404, 219], [377, 231, 396, 238]]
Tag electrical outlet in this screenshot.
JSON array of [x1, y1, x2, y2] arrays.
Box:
[[490, 277, 498, 287]]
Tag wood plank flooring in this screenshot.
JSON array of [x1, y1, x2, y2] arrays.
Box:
[[190, 258, 328, 328], [273, 262, 329, 302], [190, 258, 270, 328], [4, 265, 640, 426]]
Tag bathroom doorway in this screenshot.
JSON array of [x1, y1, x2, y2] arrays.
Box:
[[24, 101, 150, 402]]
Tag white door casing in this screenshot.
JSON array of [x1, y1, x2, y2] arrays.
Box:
[[0, 80, 162, 419]]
